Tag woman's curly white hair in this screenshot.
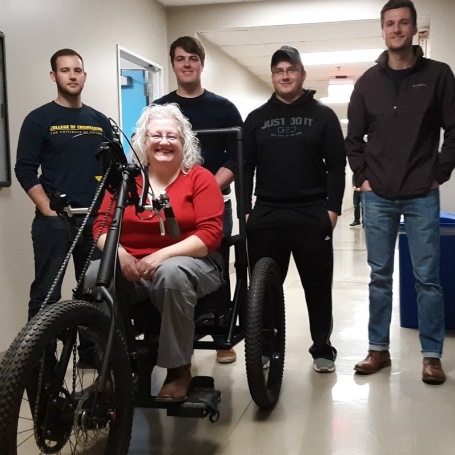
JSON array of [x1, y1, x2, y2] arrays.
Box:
[[131, 103, 203, 171]]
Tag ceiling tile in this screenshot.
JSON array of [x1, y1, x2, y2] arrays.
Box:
[[203, 29, 263, 46], [220, 43, 271, 58], [236, 55, 272, 66], [289, 37, 385, 53], [157, 0, 268, 5], [196, 14, 431, 123], [252, 20, 381, 44]]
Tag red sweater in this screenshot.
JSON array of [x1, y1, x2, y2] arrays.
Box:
[[94, 165, 224, 259]]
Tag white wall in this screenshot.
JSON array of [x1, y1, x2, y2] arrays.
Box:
[[421, 0, 455, 211], [167, 0, 455, 213], [0, 0, 168, 351]]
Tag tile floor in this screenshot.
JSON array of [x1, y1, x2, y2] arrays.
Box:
[[128, 213, 455, 455]]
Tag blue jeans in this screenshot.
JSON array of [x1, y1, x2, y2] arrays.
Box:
[[353, 190, 362, 222], [362, 190, 444, 357]]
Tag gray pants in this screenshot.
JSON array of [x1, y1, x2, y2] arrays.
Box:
[[85, 253, 223, 368]]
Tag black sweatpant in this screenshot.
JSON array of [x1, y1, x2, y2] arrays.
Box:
[[246, 203, 337, 361]]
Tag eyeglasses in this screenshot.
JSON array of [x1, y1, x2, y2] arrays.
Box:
[[145, 134, 181, 143], [271, 68, 301, 76]]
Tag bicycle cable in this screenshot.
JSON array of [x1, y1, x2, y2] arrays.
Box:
[[38, 163, 112, 312]]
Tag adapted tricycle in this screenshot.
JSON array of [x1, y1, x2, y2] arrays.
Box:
[[0, 127, 285, 455]]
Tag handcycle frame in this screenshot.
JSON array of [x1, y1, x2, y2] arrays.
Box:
[[0, 127, 285, 455], [82, 126, 285, 418]]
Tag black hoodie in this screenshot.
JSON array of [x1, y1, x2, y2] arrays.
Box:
[[244, 90, 346, 214]]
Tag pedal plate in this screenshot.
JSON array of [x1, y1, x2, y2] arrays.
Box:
[[165, 376, 221, 422]]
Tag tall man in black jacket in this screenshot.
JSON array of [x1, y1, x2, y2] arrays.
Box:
[[346, 0, 455, 384], [244, 46, 346, 373]]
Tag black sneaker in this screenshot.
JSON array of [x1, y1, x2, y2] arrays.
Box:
[[350, 220, 361, 226]]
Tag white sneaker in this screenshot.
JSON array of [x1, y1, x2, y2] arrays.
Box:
[[313, 358, 335, 373]]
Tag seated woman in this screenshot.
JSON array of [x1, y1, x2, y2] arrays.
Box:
[[92, 103, 224, 402]]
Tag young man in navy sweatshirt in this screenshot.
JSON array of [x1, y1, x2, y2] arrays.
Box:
[[15, 49, 111, 322], [154, 36, 243, 364]]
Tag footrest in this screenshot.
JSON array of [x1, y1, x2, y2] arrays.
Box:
[[166, 376, 221, 422]]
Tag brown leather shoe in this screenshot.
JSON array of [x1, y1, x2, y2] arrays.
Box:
[[422, 357, 446, 385], [156, 364, 192, 402], [216, 348, 237, 364], [354, 350, 391, 374]]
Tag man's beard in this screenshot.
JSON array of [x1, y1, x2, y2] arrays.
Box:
[[56, 82, 83, 98]]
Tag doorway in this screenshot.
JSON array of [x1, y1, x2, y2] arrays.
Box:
[[117, 46, 163, 159]]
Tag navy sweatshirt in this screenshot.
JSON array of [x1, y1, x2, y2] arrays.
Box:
[[15, 102, 111, 208], [154, 90, 243, 179]]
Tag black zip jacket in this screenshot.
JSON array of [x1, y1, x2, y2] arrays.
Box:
[[346, 46, 455, 199], [244, 90, 346, 214]]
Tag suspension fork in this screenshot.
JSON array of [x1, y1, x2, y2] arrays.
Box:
[[91, 164, 139, 399]]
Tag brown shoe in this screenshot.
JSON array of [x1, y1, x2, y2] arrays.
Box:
[[354, 350, 391, 374], [422, 357, 446, 385], [216, 348, 237, 364], [156, 364, 192, 402]]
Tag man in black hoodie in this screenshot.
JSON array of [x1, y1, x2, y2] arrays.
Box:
[[244, 46, 346, 373], [346, 0, 455, 384]]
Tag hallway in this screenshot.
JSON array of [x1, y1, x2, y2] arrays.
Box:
[[129, 212, 455, 455]]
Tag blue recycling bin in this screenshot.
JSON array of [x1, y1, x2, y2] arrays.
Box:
[[399, 211, 455, 329]]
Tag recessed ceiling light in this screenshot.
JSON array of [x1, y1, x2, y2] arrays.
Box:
[[301, 49, 383, 66], [320, 78, 354, 104]]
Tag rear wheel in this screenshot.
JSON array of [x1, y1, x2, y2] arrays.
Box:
[[245, 257, 285, 409], [0, 300, 133, 455]]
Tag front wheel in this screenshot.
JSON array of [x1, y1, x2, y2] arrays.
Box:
[[0, 300, 133, 455], [245, 257, 285, 409]]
